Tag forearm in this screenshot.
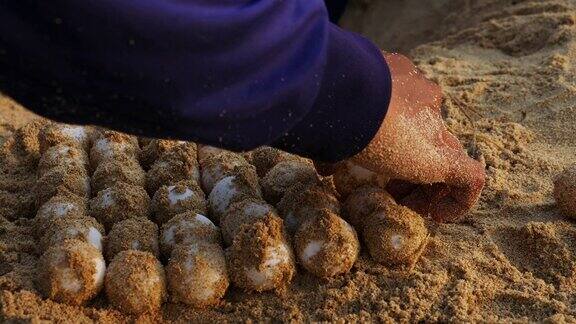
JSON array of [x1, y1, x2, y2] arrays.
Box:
[[0, 0, 326, 146], [0, 0, 390, 162], [272, 26, 391, 162]]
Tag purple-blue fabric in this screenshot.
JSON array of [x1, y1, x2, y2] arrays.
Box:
[[0, 0, 391, 162]]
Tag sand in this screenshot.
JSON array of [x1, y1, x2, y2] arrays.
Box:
[[2, 0, 576, 321]]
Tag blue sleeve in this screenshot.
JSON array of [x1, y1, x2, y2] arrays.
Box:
[[0, 0, 391, 162]]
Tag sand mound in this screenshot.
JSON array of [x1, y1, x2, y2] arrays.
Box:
[[2, 0, 576, 321]]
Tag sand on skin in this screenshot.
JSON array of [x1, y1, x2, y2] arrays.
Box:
[[2, 0, 576, 321]]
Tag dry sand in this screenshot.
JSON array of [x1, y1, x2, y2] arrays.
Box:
[[2, 0, 576, 322]]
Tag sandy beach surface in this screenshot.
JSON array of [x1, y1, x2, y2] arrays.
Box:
[[2, 0, 576, 322]]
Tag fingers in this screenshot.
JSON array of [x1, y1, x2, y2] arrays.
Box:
[[371, 51, 484, 222], [384, 52, 444, 114], [383, 52, 417, 76], [427, 81, 444, 114], [447, 151, 486, 191], [412, 77, 443, 114], [400, 183, 460, 222], [439, 151, 486, 221], [400, 183, 471, 222], [400, 156, 485, 222], [439, 129, 465, 151], [386, 179, 418, 201]]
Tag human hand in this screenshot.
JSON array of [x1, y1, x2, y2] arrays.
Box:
[[341, 53, 485, 222]]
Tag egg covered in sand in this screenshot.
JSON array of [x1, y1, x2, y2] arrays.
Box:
[[37, 239, 105, 306], [332, 161, 390, 198], [106, 218, 160, 261], [140, 139, 197, 170], [37, 144, 89, 177], [166, 242, 229, 308], [248, 146, 303, 178], [343, 186, 396, 230], [200, 151, 252, 193], [40, 216, 105, 252], [227, 214, 295, 292], [89, 131, 139, 168], [152, 180, 207, 225], [89, 182, 151, 231], [91, 157, 145, 193], [34, 192, 87, 236], [160, 212, 221, 258], [208, 168, 262, 223], [220, 198, 277, 246], [105, 250, 167, 315], [146, 151, 200, 194], [39, 123, 92, 153], [294, 210, 359, 278], [11, 119, 48, 162], [197, 145, 229, 164], [362, 204, 429, 267], [261, 160, 319, 204], [138, 137, 154, 148], [34, 165, 90, 206], [277, 180, 340, 234], [554, 165, 576, 219]]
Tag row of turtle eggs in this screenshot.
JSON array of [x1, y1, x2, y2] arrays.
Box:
[[144, 141, 230, 309], [34, 124, 106, 306], [253, 149, 361, 278], [199, 146, 297, 292]]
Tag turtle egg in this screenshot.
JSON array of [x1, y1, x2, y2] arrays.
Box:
[[89, 131, 139, 168], [37, 239, 105, 306], [39, 123, 91, 153], [166, 242, 229, 308], [277, 180, 340, 234], [34, 165, 90, 206], [91, 157, 145, 193], [227, 214, 295, 292], [197, 145, 229, 164], [261, 161, 319, 204], [37, 144, 89, 177], [40, 216, 105, 252], [249, 146, 301, 178], [151, 180, 207, 224], [332, 161, 389, 198], [343, 186, 396, 230], [208, 169, 261, 223], [146, 153, 200, 194], [220, 198, 277, 246], [11, 120, 47, 162], [200, 151, 251, 193], [89, 182, 151, 231], [105, 250, 166, 315], [160, 212, 221, 258], [106, 218, 160, 261], [362, 204, 429, 267], [294, 210, 360, 278], [34, 192, 87, 236], [140, 139, 197, 170]]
